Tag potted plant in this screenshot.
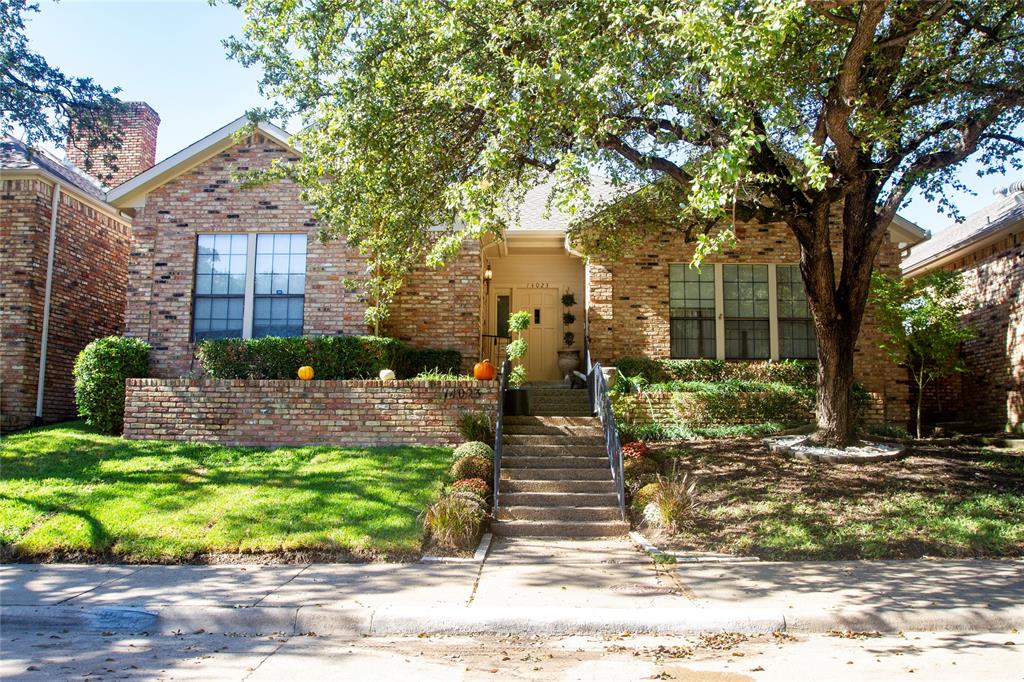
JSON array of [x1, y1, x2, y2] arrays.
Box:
[[557, 292, 581, 379], [503, 310, 531, 415]]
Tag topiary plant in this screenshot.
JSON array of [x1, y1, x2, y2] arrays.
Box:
[[453, 441, 494, 461], [506, 310, 531, 388], [451, 454, 493, 482], [73, 336, 150, 434]]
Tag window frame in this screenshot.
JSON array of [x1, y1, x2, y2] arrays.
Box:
[[667, 262, 817, 362], [722, 264, 771, 360], [668, 264, 716, 359], [775, 264, 818, 359], [191, 232, 308, 342]]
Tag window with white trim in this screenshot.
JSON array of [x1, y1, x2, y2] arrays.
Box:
[[669, 264, 716, 358], [776, 265, 817, 359], [723, 264, 770, 359], [191, 233, 307, 341]]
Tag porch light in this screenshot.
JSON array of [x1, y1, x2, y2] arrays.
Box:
[[484, 266, 493, 280]]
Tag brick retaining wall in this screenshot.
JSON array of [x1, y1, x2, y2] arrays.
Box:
[[124, 378, 499, 447]]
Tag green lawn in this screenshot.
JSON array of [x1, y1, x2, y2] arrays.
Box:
[[0, 422, 451, 562], [649, 439, 1024, 560]]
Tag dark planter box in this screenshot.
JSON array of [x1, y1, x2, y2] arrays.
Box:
[[503, 388, 530, 416]]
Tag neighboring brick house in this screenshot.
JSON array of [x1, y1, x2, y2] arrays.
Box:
[[0, 104, 160, 432], [903, 182, 1024, 433]]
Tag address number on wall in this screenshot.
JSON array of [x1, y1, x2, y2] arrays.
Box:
[[442, 387, 482, 400], [525, 282, 551, 289]]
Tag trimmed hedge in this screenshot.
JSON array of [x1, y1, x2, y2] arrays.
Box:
[[196, 335, 461, 380], [613, 357, 817, 387], [73, 336, 150, 434]]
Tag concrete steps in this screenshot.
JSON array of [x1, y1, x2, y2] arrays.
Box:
[[493, 391, 623, 538]]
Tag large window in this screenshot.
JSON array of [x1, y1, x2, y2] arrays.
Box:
[[192, 233, 307, 341], [723, 264, 770, 359], [254, 234, 306, 337], [776, 265, 817, 359], [193, 234, 247, 341], [669, 264, 716, 358]]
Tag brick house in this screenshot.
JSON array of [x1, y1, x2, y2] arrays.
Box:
[[0, 102, 159, 432], [107, 113, 926, 427], [902, 182, 1024, 432]]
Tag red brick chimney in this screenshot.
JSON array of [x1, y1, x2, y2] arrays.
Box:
[[66, 101, 160, 188]]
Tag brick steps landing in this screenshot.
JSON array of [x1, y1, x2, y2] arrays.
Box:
[[494, 390, 626, 538]]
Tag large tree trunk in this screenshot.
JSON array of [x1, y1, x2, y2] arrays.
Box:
[[814, 324, 857, 446]]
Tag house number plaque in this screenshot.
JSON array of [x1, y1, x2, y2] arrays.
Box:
[[525, 282, 551, 289], [442, 387, 482, 400]]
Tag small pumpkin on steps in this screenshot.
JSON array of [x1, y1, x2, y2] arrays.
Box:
[[473, 359, 497, 381], [297, 365, 315, 381]]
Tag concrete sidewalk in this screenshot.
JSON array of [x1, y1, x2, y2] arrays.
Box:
[[2, 538, 1021, 635]]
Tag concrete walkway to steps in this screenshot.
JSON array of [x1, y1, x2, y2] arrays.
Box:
[[3, 537, 1022, 635]]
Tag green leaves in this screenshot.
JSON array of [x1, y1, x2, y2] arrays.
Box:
[[73, 336, 150, 434]]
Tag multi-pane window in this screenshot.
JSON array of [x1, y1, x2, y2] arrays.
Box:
[[776, 265, 817, 359], [193, 234, 247, 340], [253, 234, 307, 338], [191, 233, 307, 341], [669, 265, 716, 358], [723, 264, 770, 359]]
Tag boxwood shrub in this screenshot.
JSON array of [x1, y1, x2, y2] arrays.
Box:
[[73, 336, 150, 434], [196, 335, 461, 380], [614, 357, 817, 387]]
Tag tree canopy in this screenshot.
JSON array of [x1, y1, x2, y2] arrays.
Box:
[[226, 0, 1024, 444], [1, 0, 126, 179]]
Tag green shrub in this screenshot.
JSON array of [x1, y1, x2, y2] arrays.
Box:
[[73, 336, 150, 434], [423, 494, 486, 549], [613, 357, 816, 387], [631, 482, 661, 513], [451, 454, 494, 481], [459, 412, 494, 444], [196, 335, 460, 380], [623, 456, 660, 482], [453, 441, 494, 461], [398, 347, 462, 377]]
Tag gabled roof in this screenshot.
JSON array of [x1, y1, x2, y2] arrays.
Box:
[[902, 182, 1024, 275], [106, 115, 293, 207], [1, 135, 108, 201]]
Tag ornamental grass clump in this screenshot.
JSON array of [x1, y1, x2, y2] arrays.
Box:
[[458, 412, 494, 444], [642, 471, 700, 534], [423, 493, 486, 549]]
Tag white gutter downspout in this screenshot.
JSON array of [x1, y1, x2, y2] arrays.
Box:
[[35, 182, 61, 421]]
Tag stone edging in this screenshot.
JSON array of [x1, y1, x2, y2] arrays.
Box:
[[763, 435, 905, 463]]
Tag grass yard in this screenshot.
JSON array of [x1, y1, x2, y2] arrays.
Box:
[[648, 438, 1024, 560], [0, 422, 452, 563]]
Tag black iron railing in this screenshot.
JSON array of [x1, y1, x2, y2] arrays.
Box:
[[492, 358, 511, 512], [481, 334, 511, 365], [587, 358, 626, 520]]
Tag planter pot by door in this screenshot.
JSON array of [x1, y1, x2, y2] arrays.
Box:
[[556, 350, 581, 379], [504, 388, 530, 416]]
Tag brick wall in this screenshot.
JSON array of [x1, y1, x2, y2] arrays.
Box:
[[123, 378, 498, 447], [0, 178, 131, 432], [126, 133, 480, 378], [919, 228, 1024, 432], [385, 240, 483, 372], [67, 102, 160, 188], [586, 220, 910, 426]]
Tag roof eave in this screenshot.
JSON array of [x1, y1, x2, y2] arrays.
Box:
[[106, 116, 294, 208]]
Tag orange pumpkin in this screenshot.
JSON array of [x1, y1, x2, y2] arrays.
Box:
[[473, 359, 497, 381], [297, 365, 315, 381]]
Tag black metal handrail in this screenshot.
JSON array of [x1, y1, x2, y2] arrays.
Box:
[[492, 358, 511, 512], [587, 359, 626, 520]]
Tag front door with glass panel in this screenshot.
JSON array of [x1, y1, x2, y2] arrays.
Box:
[[512, 287, 559, 381]]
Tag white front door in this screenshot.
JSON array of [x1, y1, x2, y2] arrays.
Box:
[[513, 287, 559, 381]]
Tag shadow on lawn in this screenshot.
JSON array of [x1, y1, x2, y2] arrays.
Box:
[[652, 438, 1024, 560], [1, 422, 451, 563]]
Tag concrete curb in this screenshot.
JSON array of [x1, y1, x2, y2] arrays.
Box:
[[7, 602, 1020, 637], [629, 532, 760, 564]]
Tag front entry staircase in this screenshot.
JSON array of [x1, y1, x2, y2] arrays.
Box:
[[491, 387, 629, 537]]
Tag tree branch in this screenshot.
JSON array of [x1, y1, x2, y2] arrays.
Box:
[[598, 134, 693, 187]]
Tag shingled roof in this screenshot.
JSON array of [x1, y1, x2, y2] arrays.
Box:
[[903, 181, 1024, 275], [0, 135, 108, 201]]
